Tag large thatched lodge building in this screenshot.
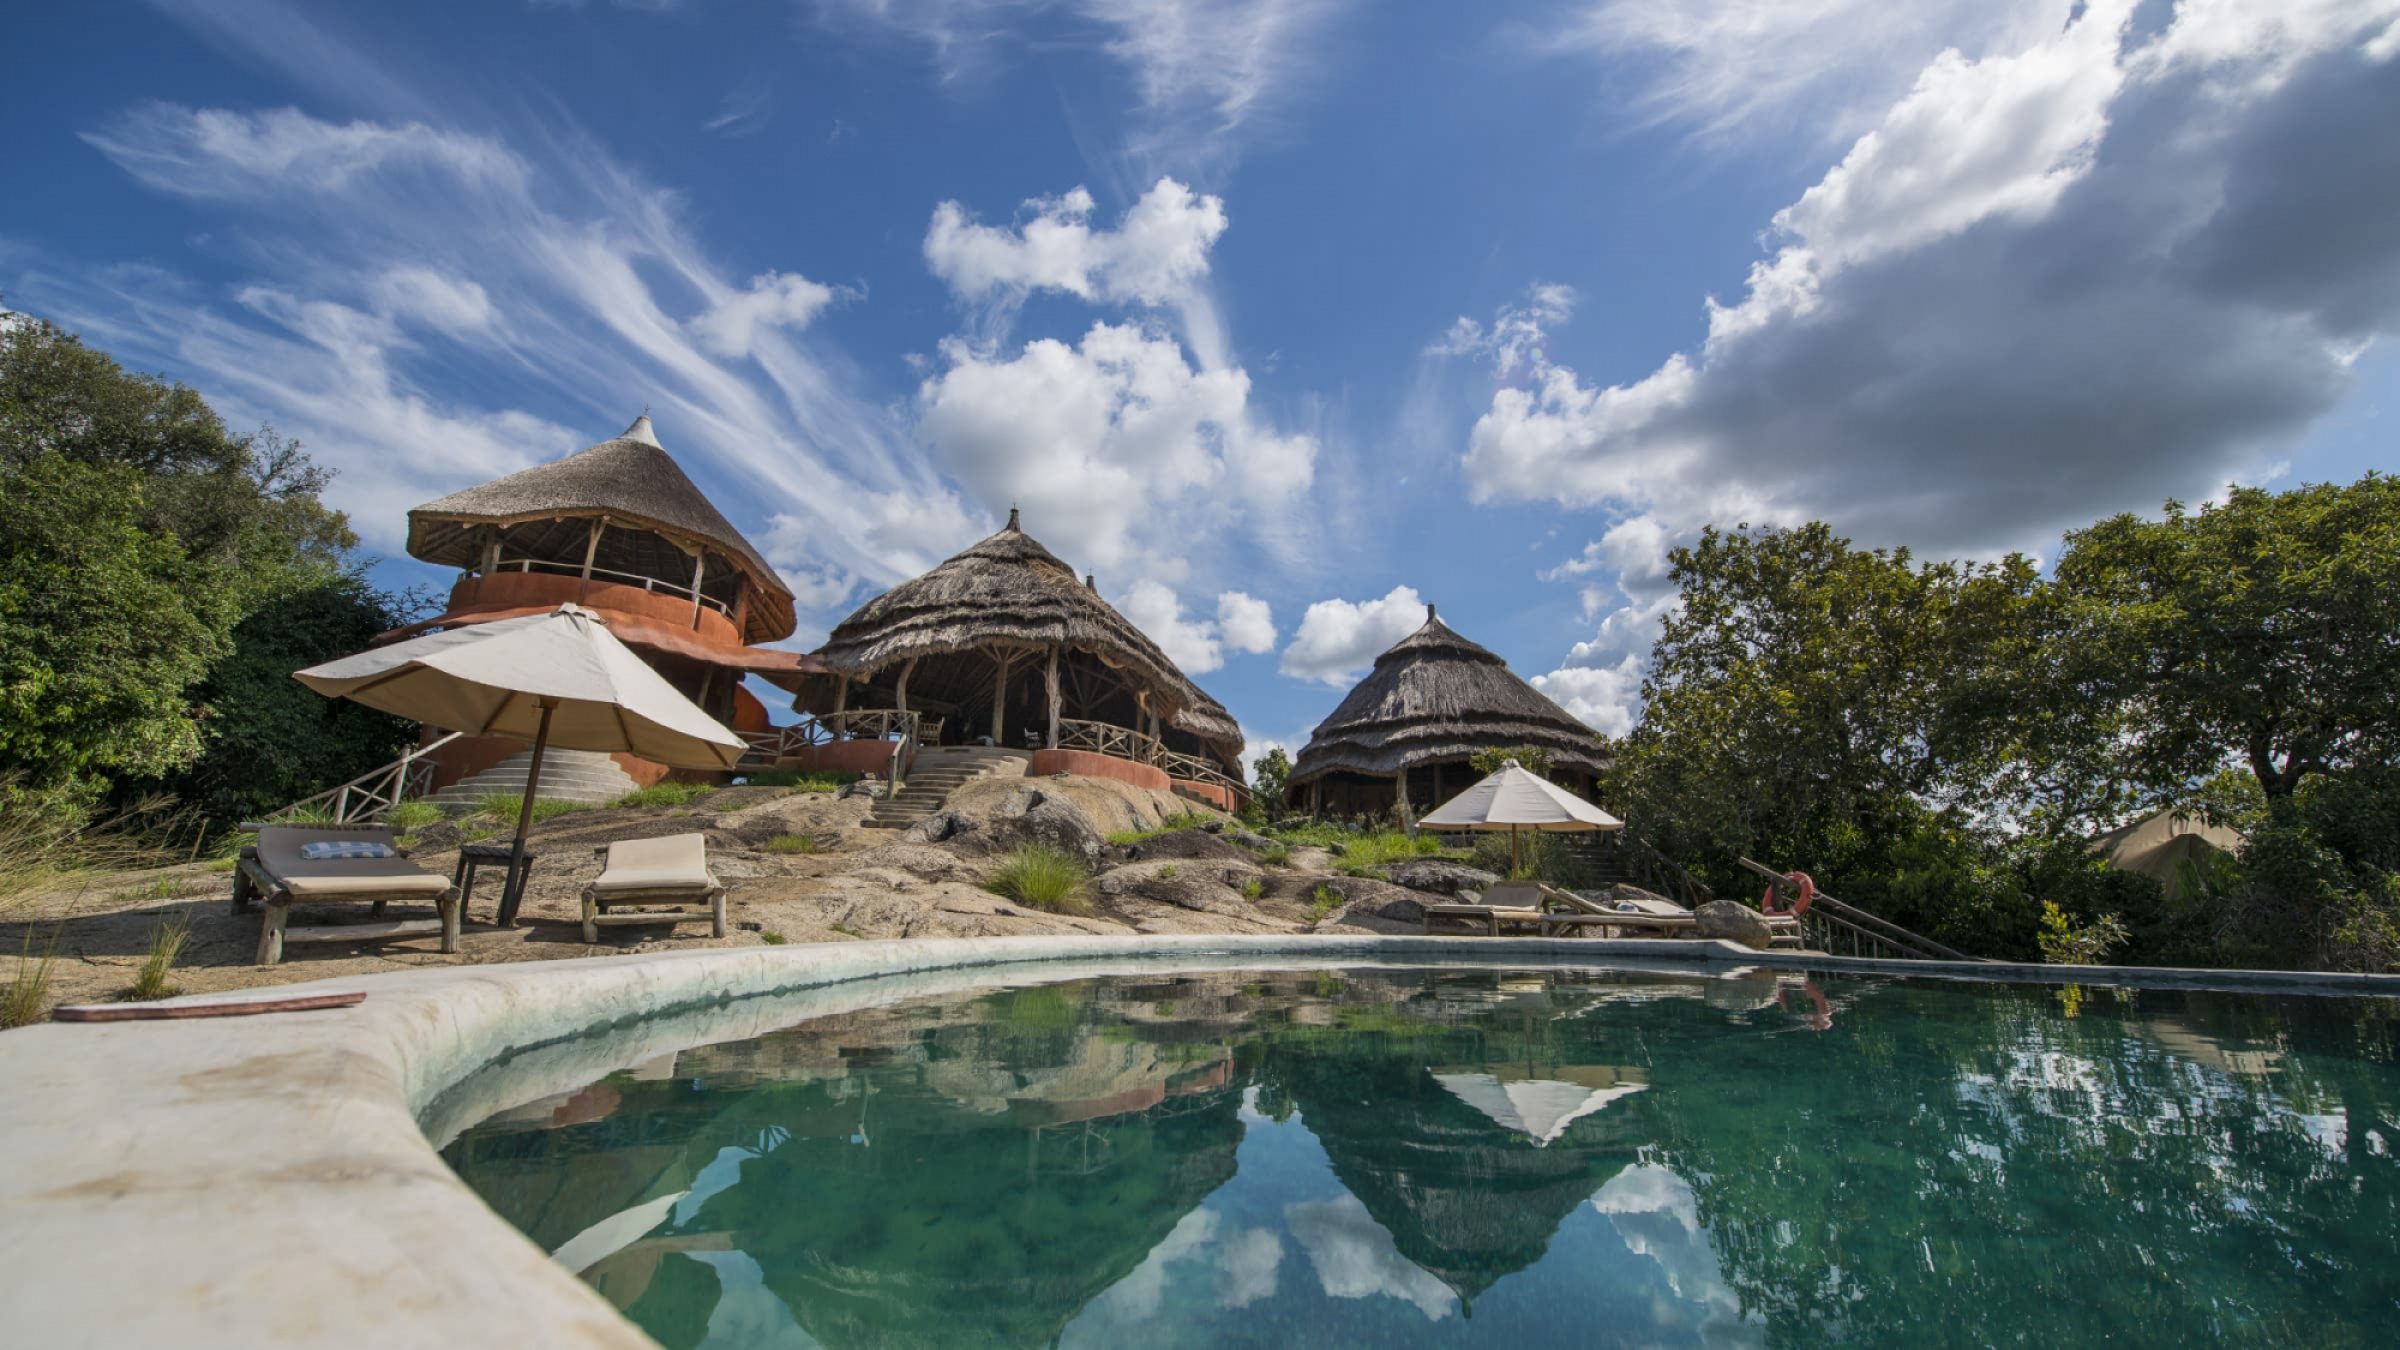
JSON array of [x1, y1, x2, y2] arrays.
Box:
[[395, 416, 813, 795], [782, 511, 1248, 809], [1284, 607, 1611, 817]]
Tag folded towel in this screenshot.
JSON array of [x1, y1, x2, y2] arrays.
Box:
[[299, 840, 397, 861]]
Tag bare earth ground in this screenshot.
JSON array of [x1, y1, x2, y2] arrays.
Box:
[[2, 775, 1406, 1019]]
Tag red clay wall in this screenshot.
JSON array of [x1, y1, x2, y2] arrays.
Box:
[[445, 571, 743, 649], [1172, 780, 1240, 812], [784, 740, 902, 777], [1030, 748, 1173, 792]]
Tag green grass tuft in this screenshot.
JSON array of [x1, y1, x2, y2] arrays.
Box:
[[1240, 876, 1265, 901], [2, 925, 63, 1029], [476, 794, 591, 825], [129, 914, 191, 1001], [1308, 885, 1345, 924], [760, 930, 788, 945], [613, 781, 717, 809], [765, 833, 826, 855], [985, 845, 1091, 914], [384, 800, 444, 831]]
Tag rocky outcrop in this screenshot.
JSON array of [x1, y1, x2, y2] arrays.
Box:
[[1694, 900, 1773, 950], [899, 810, 982, 846], [982, 788, 1110, 863], [1380, 859, 1500, 898], [1119, 828, 1256, 863]]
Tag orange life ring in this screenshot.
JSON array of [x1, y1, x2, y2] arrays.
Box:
[[1761, 870, 1816, 916]]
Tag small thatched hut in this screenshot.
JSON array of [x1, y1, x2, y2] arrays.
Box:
[[1284, 606, 1610, 816], [793, 511, 1245, 789]]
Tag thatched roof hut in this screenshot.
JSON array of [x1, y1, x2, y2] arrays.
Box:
[[1285, 606, 1609, 815], [407, 416, 795, 645], [799, 512, 1242, 772]]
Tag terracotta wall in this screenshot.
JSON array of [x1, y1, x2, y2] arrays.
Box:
[[1029, 748, 1172, 792], [1171, 780, 1240, 813], [784, 740, 904, 777], [444, 570, 741, 649]]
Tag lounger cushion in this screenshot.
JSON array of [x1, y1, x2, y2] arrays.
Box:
[[591, 833, 717, 894], [299, 840, 397, 861], [255, 828, 450, 900]]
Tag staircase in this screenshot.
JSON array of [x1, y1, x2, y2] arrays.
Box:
[[865, 746, 1030, 829], [428, 748, 643, 811]]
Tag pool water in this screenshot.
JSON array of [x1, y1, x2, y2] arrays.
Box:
[[441, 967, 2400, 1347]]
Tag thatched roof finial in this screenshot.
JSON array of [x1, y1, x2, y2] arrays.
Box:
[[1085, 573, 1097, 592], [622, 414, 660, 447], [1006, 506, 1021, 531], [1427, 602, 1437, 622]]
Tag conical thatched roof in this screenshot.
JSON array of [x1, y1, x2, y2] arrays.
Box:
[[1287, 607, 1609, 796], [407, 416, 795, 644], [813, 513, 1242, 757]]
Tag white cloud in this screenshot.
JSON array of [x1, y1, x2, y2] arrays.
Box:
[[1547, 0, 2077, 144], [914, 320, 1315, 574], [1530, 658, 1643, 739], [81, 103, 525, 198], [1121, 578, 1226, 673], [370, 265, 496, 336], [1280, 584, 1425, 686], [926, 178, 1226, 315], [1216, 590, 1276, 652], [1465, 1, 2400, 733], [691, 270, 842, 358]]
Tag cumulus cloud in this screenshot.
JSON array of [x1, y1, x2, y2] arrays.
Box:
[[1285, 1192, 1456, 1320], [1529, 659, 1642, 738], [1280, 584, 1425, 685], [1217, 590, 1277, 653], [915, 320, 1315, 574], [1467, 0, 2400, 734], [926, 178, 1226, 312], [691, 270, 842, 358]]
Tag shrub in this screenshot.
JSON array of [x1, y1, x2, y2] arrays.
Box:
[[613, 781, 716, 809], [1244, 839, 1291, 867], [130, 914, 192, 1001], [1240, 876, 1264, 901], [1335, 830, 1457, 875], [766, 833, 825, 855], [985, 845, 1090, 914]]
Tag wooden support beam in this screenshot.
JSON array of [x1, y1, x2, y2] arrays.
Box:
[[1045, 647, 1061, 748], [687, 547, 707, 629], [895, 657, 916, 716], [832, 675, 850, 715], [990, 649, 1015, 744], [577, 516, 608, 601]]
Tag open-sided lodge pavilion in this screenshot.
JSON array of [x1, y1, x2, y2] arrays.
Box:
[[1285, 606, 1611, 819], [774, 511, 1250, 811]]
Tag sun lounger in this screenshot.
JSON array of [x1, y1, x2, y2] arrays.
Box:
[[582, 833, 726, 943], [1421, 903, 1547, 936], [232, 825, 460, 966]]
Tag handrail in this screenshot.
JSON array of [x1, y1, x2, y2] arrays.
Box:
[[1736, 857, 1989, 962], [271, 731, 465, 825], [488, 557, 731, 615], [1056, 718, 1162, 765], [1619, 833, 1716, 910], [1156, 747, 1241, 794]]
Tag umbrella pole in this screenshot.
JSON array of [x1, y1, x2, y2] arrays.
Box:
[[1510, 825, 1520, 879], [499, 698, 557, 928]]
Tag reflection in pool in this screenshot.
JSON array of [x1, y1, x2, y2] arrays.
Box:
[[441, 968, 2400, 1347]]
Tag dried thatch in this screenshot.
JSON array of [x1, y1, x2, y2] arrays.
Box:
[[1286, 607, 1609, 801], [808, 513, 1242, 763], [406, 416, 795, 644]]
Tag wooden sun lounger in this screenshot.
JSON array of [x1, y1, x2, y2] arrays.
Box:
[[582, 833, 726, 943], [1421, 904, 1547, 936], [232, 825, 460, 966]]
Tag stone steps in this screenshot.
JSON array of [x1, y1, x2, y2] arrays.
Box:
[[864, 748, 1029, 828], [428, 748, 643, 810]]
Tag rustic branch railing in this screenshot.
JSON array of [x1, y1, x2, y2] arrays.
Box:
[[1620, 833, 1716, 910], [738, 711, 921, 767], [272, 732, 464, 825], [1156, 748, 1242, 794], [1736, 857, 1989, 962], [488, 557, 730, 615], [1056, 718, 1161, 765]]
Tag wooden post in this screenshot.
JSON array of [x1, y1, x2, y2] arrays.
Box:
[[895, 658, 916, 716], [1045, 647, 1061, 748], [687, 547, 707, 629], [833, 675, 850, 716], [730, 581, 749, 639], [475, 530, 500, 600], [989, 649, 1015, 744], [577, 516, 608, 601]]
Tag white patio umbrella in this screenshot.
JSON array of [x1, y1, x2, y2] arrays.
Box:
[[1418, 759, 1623, 875], [294, 604, 743, 923]]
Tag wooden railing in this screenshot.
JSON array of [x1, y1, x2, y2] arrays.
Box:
[[737, 712, 919, 794], [271, 732, 464, 825], [1056, 718, 1162, 764], [1156, 748, 1242, 794], [1620, 833, 1717, 910], [1737, 857, 1988, 962], [490, 557, 730, 615]]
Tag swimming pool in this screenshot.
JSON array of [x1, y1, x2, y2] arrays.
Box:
[[442, 965, 2400, 1346]]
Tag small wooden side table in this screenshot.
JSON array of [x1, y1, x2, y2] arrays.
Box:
[[454, 843, 537, 927]]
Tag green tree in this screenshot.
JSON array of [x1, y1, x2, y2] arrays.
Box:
[[0, 314, 380, 825], [1468, 744, 1553, 778], [1611, 522, 2046, 953], [1246, 747, 1292, 822], [2048, 476, 2400, 806]]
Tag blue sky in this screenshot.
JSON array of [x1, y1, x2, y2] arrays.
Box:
[[6, 0, 2397, 763]]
